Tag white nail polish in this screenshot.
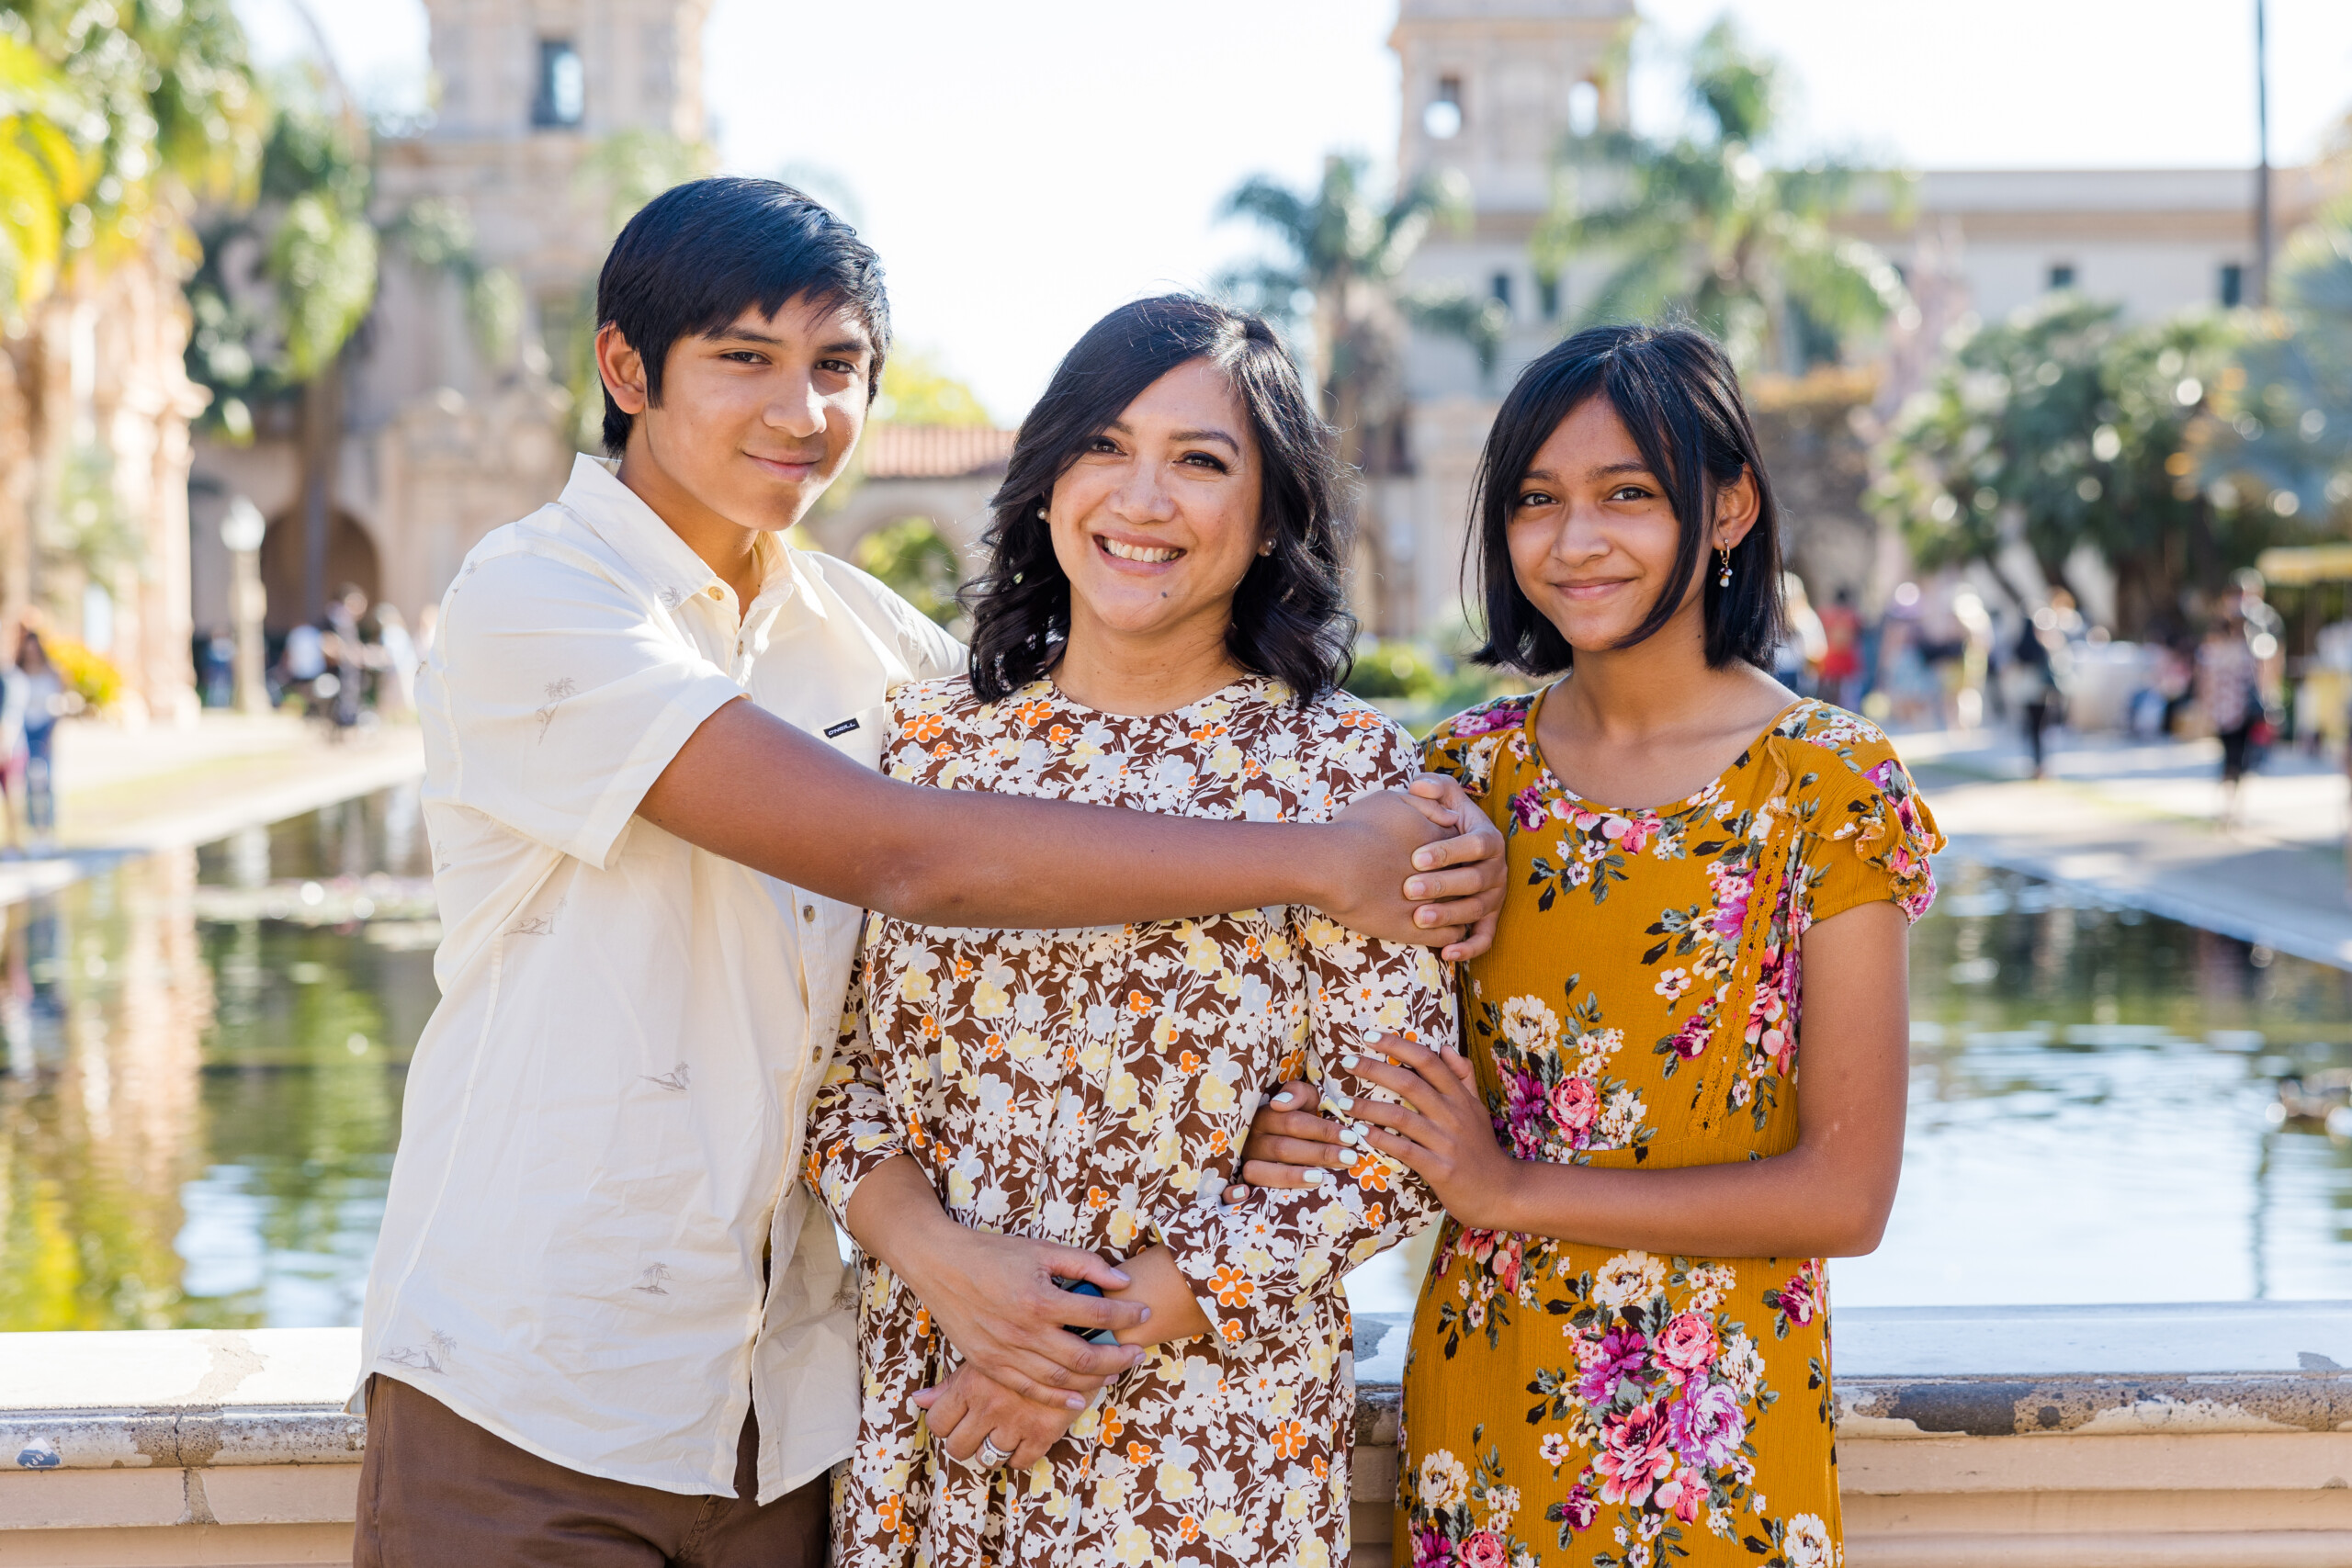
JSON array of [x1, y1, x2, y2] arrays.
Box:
[[1272, 1092, 1295, 1107], [1340, 1053, 1358, 1069], [1306, 1168, 1327, 1186]]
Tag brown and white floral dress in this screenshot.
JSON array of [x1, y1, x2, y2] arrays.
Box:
[[807, 672, 1455, 1568]]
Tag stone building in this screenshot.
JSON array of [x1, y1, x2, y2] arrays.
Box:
[[1382, 0, 2323, 635], [188, 0, 712, 638]]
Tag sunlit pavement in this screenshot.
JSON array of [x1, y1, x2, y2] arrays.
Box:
[[1896, 724, 2352, 969], [0, 714, 424, 910]]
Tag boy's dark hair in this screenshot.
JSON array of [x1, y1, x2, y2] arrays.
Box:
[[1468, 321, 1785, 674], [962, 294, 1354, 705], [594, 177, 889, 456]]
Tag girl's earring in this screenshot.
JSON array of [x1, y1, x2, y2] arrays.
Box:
[[1716, 545, 1733, 588], [1258, 541, 1275, 558], [1036, 505, 1048, 521]]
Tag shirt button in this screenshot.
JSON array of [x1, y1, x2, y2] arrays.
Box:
[[801, 906, 816, 921], [706, 585, 724, 601]]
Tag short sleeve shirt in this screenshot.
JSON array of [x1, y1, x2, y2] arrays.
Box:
[[356, 455, 963, 1501]]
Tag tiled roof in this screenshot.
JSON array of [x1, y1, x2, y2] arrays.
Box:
[[862, 424, 1019, 479]]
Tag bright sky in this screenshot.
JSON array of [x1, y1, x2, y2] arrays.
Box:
[[240, 0, 2352, 422]]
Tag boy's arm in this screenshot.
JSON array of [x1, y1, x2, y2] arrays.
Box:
[[637, 697, 1503, 953]]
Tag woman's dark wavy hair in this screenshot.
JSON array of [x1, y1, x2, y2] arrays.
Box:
[[1468, 321, 1785, 675], [964, 295, 1353, 705]]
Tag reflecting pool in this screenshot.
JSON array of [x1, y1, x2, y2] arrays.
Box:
[[3, 797, 2350, 1329]]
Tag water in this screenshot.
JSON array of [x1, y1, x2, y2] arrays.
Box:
[[3, 802, 2349, 1330]]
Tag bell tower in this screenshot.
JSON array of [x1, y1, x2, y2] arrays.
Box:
[[1392, 0, 1634, 214], [422, 0, 709, 145]]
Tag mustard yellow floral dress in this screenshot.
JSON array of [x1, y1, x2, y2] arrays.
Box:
[[1398, 692, 1940, 1568], [808, 673, 1455, 1568]]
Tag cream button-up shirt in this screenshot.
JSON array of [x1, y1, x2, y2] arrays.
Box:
[[356, 455, 963, 1500]]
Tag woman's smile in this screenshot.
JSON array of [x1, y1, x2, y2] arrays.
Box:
[[1096, 534, 1185, 567]]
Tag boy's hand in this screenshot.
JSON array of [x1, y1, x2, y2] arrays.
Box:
[[1223, 1079, 1353, 1201], [1326, 781, 1504, 961], [915, 1363, 1082, 1472]]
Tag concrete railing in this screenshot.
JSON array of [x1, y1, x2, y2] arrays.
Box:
[[8, 1303, 2352, 1567]]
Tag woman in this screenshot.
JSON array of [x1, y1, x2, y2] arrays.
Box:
[[2197, 611, 2262, 829], [1261, 323, 1937, 1566], [807, 296, 1453, 1567]]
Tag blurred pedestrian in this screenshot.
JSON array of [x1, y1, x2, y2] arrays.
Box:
[[2199, 612, 2263, 829], [1816, 585, 1861, 707], [2001, 617, 2059, 779], [17, 630, 61, 844], [322, 583, 368, 737], [1775, 571, 1827, 696], [0, 643, 27, 855]]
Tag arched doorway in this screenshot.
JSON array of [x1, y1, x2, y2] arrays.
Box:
[[260, 511, 382, 632]]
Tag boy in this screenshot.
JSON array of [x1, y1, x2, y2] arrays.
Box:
[[351, 179, 1501, 1565]]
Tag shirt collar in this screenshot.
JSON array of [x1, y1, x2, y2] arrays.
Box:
[[558, 455, 802, 618]]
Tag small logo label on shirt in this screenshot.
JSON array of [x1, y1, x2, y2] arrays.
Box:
[[823, 717, 861, 739]]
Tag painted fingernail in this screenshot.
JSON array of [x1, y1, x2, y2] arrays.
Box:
[[1328, 1091, 1354, 1111], [1340, 1054, 1358, 1069], [1272, 1091, 1295, 1107], [1068, 1395, 1084, 1410], [1306, 1168, 1328, 1186]]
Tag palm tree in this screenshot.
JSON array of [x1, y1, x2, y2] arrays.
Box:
[[1537, 17, 1905, 374], [1218, 153, 1496, 630], [0, 32, 92, 323]]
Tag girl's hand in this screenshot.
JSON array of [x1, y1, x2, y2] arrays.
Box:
[[913, 1363, 1080, 1472], [1222, 1079, 1355, 1201], [1340, 1035, 1522, 1232]]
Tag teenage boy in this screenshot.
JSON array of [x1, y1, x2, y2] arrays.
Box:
[[350, 178, 1502, 1566]]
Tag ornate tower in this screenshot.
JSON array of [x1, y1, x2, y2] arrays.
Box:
[[1383, 1, 1635, 636]]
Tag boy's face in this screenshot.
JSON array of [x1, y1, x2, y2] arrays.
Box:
[[599, 293, 875, 536]]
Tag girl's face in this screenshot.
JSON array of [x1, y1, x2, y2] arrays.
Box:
[[1505, 395, 1752, 656], [1048, 358, 1266, 655]]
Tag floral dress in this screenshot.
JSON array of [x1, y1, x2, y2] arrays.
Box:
[[1398, 693, 1940, 1568], [807, 673, 1455, 1568]]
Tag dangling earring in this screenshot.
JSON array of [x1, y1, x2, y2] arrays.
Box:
[[1716, 545, 1733, 588]]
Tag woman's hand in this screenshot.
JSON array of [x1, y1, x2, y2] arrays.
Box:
[[1340, 1035, 1524, 1233], [845, 1157, 1147, 1411], [914, 1363, 1081, 1472]]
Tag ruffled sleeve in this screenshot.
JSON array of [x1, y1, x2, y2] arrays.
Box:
[[1809, 750, 1944, 925], [1419, 694, 1535, 802]]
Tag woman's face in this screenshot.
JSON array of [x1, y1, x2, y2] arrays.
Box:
[[1505, 395, 1750, 655], [1047, 358, 1266, 654]]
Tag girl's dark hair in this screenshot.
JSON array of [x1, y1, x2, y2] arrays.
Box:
[[1468, 321, 1785, 675], [964, 295, 1352, 704], [596, 177, 889, 456]]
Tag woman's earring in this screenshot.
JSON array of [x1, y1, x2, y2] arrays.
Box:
[[1716, 545, 1733, 588], [1035, 505, 1048, 521], [1258, 541, 1275, 558]]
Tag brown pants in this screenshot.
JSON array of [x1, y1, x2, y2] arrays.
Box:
[[353, 1375, 828, 1568]]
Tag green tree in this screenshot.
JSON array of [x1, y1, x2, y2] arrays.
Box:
[[2206, 202, 2352, 528], [872, 350, 994, 427], [1873, 295, 2259, 635], [1538, 17, 1905, 372], [853, 518, 964, 628]]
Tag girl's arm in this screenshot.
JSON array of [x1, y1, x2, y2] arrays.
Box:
[[1348, 899, 1910, 1258]]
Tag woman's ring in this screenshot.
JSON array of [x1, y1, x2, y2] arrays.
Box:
[[975, 1437, 1013, 1469]]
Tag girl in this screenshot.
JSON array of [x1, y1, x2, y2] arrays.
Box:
[[1269, 322, 1938, 1567], [806, 296, 1453, 1567]]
